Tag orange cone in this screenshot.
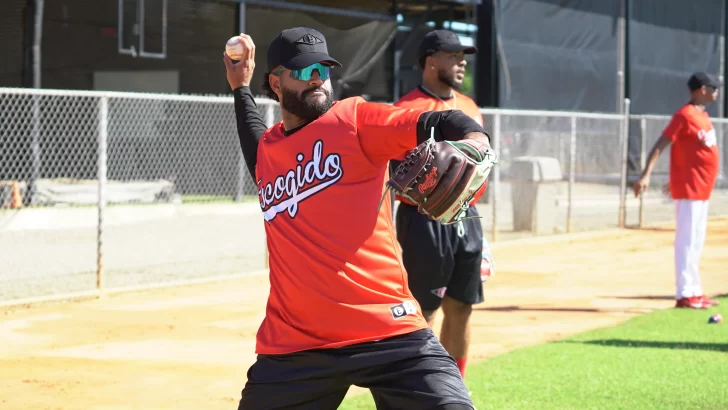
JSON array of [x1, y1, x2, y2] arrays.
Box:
[[9, 181, 22, 209]]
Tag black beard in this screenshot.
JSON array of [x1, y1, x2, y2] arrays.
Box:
[[438, 69, 462, 91], [281, 86, 334, 122]]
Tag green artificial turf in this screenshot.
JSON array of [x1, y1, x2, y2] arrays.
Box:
[[339, 296, 728, 410]]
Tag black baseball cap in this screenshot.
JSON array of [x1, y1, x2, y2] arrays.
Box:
[[266, 27, 341, 72], [419, 29, 477, 59], [687, 72, 721, 91]]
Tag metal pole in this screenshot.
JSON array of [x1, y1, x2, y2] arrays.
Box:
[[234, 1, 247, 202], [97, 96, 109, 293], [719, 0, 725, 119], [264, 102, 275, 270], [567, 116, 576, 233], [265, 103, 275, 127], [235, 153, 245, 202], [616, 0, 626, 114], [140, 0, 145, 55], [638, 117, 646, 228], [393, 49, 402, 102], [720, 0, 727, 182], [29, 0, 44, 205], [29, 97, 41, 206], [162, 0, 168, 57], [491, 112, 501, 242], [238, 0, 246, 33], [618, 98, 631, 228], [719, 134, 726, 184], [33, 0, 43, 89], [720, 130, 726, 183], [392, 0, 400, 102]]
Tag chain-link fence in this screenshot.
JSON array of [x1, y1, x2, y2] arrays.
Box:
[[0, 87, 280, 304], [474, 108, 728, 241], [1, 92, 102, 302], [478, 108, 630, 241], [2, 88, 727, 305]]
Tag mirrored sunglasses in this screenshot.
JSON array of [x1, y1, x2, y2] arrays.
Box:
[[273, 62, 332, 81]]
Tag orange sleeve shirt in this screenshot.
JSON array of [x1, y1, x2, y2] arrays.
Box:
[[393, 87, 487, 205], [394, 87, 483, 125], [662, 104, 720, 200], [254, 97, 429, 354]]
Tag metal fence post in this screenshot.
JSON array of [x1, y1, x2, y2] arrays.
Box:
[[567, 116, 576, 233], [264, 102, 275, 270], [97, 96, 109, 294], [618, 98, 631, 228], [235, 93, 246, 202], [29, 95, 42, 206], [27, 0, 45, 206], [265, 102, 275, 127], [492, 111, 501, 243], [639, 117, 647, 228], [235, 158, 245, 201], [719, 125, 726, 183]]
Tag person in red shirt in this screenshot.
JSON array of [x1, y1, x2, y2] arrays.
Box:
[[633, 72, 721, 309], [224, 27, 490, 409], [391, 29, 493, 381]]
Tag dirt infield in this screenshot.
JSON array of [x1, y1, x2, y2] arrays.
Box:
[[2, 218, 727, 410]]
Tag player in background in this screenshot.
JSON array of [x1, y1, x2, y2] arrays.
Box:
[[633, 72, 721, 309], [224, 27, 491, 409], [392, 29, 494, 381]]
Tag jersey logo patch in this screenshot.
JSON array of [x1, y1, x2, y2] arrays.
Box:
[[258, 139, 343, 222], [390, 301, 418, 319], [430, 287, 447, 298]]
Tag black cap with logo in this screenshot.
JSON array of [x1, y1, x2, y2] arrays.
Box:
[[266, 27, 341, 72], [687, 72, 721, 91], [418, 29, 477, 60]]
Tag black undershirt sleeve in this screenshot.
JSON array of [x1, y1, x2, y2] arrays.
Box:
[[414, 110, 490, 145], [233, 86, 268, 179]]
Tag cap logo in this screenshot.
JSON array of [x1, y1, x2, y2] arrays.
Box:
[[296, 34, 323, 45]]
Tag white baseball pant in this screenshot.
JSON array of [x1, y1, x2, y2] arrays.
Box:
[[674, 199, 710, 299]]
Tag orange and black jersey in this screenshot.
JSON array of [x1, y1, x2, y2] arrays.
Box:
[[232, 86, 488, 354], [395, 86, 483, 126]]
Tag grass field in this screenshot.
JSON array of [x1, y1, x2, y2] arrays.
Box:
[[340, 296, 728, 410]]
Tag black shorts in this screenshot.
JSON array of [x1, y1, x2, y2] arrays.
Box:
[[396, 203, 484, 311], [237, 329, 473, 410]]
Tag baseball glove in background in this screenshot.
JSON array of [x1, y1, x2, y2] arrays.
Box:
[[383, 135, 497, 224]]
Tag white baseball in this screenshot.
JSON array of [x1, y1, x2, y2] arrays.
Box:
[[225, 36, 244, 60]]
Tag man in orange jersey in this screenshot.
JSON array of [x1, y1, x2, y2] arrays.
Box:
[[633, 72, 721, 310], [224, 27, 491, 409], [392, 29, 493, 381]]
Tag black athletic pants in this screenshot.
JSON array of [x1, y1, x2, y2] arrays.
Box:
[[237, 329, 474, 409], [396, 204, 484, 312]]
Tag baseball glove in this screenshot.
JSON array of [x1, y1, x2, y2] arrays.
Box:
[[383, 136, 497, 225]]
